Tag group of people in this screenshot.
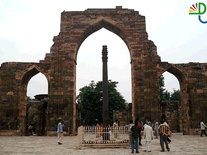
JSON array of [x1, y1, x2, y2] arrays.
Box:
[[128, 118, 207, 153], [128, 118, 171, 153], [56, 117, 207, 151]]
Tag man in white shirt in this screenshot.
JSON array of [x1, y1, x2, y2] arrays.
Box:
[[143, 123, 153, 152], [200, 120, 207, 137], [113, 119, 119, 139]]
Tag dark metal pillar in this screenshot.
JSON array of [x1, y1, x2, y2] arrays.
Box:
[[102, 45, 110, 140], [102, 45, 109, 127]]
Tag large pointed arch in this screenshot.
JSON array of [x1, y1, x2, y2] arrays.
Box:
[[75, 17, 130, 62]]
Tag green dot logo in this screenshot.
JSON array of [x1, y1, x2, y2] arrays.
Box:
[[189, 2, 207, 23]]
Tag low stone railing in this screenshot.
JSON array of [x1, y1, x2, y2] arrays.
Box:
[[78, 126, 130, 148]]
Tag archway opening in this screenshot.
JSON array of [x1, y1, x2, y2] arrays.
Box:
[[160, 71, 181, 132], [26, 72, 48, 135], [76, 28, 131, 126], [27, 73, 48, 99], [163, 71, 180, 96]]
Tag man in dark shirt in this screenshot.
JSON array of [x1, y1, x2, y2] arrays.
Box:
[[130, 119, 141, 153]]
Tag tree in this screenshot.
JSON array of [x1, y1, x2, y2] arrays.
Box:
[[159, 75, 181, 101], [170, 89, 181, 101], [162, 91, 170, 101], [159, 75, 170, 101], [77, 80, 126, 126]]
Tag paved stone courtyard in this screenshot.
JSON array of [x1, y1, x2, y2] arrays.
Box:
[[0, 133, 207, 155]]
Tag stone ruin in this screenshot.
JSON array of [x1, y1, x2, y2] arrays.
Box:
[[0, 6, 207, 136]]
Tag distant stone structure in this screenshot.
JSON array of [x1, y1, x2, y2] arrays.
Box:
[[0, 6, 207, 135], [113, 103, 132, 126]]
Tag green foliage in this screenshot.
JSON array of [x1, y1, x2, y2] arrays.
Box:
[[162, 91, 170, 101], [159, 75, 181, 101], [170, 89, 181, 101], [28, 104, 38, 129], [159, 75, 170, 101], [77, 80, 126, 126]]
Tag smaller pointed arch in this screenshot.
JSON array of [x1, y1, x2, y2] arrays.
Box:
[[165, 64, 187, 84], [21, 65, 47, 86]]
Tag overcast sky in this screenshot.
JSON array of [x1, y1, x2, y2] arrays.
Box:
[[0, 0, 207, 102]]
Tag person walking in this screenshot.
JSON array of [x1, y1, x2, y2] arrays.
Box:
[[113, 119, 119, 139], [143, 122, 153, 152], [137, 120, 143, 146], [130, 119, 141, 153], [200, 120, 207, 137], [158, 119, 170, 152], [57, 117, 63, 145], [154, 119, 159, 139]]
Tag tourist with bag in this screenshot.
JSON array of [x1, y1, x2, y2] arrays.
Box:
[[158, 119, 170, 152]]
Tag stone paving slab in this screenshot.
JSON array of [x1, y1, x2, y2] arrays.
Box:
[[0, 133, 207, 155]]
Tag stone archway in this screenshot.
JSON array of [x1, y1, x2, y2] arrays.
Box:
[[42, 7, 161, 134], [19, 65, 49, 135], [159, 64, 190, 134]]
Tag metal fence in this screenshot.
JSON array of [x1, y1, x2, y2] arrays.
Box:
[[78, 126, 130, 148]]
